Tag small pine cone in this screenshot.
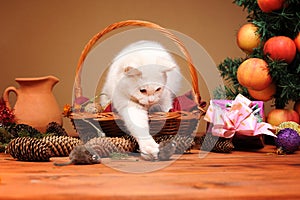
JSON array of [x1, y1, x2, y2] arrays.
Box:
[[172, 135, 194, 154], [42, 136, 81, 157], [153, 135, 174, 144], [154, 135, 194, 154], [119, 135, 139, 152], [196, 134, 234, 153], [213, 138, 234, 153], [8, 124, 41, 138], [84, 137, 127, 157], [108, 136, 138, 152], [46, 122, 68, 136], [6, 137, 52, 161]]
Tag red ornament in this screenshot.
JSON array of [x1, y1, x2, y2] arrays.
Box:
[[267, 109, 300, 126], [294, 100, 300, 116], [257, 0, 285, 13], [263, 36, 297, 64], [294, 32, 300, 52]]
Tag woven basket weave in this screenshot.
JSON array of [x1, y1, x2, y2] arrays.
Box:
[[69, 20, 206, 137]]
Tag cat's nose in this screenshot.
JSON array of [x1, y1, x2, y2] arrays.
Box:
[[148, 99, 155, 104], [148, 96, 155, 104]]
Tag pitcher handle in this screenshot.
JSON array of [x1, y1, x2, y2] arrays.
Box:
[[3, 86, 18, 110]]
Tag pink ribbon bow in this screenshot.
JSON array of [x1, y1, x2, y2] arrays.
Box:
[[204, 94, 276, 138]]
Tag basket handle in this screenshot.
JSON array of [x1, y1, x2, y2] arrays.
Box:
[[74, 20, 202, 109]]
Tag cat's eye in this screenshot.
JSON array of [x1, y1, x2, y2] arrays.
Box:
[[140, 89, 147, 94], [155, 87, 161, 92]]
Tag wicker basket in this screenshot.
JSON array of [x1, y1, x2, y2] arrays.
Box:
[[68, 20, 206, 138]]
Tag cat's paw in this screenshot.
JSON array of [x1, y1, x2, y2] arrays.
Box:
[[137, 137, 159, 161]]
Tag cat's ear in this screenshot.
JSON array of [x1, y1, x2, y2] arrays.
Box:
[[161, 66, 176, 73], [156, 57, 177, 73], [124, 66, 142, 77]]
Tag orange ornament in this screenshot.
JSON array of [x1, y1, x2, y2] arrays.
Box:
[[248, 82, 276, 101], [236, 23, 261, 54], [237, 58, 272, 90], [267, 109, 300, 126]]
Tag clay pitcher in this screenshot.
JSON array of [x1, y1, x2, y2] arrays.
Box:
[[3, 75, 63, 133]]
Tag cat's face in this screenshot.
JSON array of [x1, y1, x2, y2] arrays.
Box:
[[135, 83, 164, 106], [124, 65, 171, 107]]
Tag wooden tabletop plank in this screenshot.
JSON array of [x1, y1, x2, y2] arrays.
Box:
[[0, 145, 300, 200]]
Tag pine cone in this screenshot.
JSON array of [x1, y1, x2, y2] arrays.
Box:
[[154, 135, 194, 154], [41, 135, 81, 157], [84, 137, 127, 158], [8, 124, 42, 138], [46, 122, 68, 136], [119, 135, 139, 152], [211, 138, 234, 153], [195, 134, 234, 153], [153, 135, 174, 143], [6, 137, 52, 161], [173, 135, 195, 154]]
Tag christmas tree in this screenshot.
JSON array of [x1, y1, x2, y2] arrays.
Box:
[[216, 0, 300, 109]]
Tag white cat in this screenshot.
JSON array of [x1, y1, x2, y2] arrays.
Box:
[[101, 40, 181, 160]]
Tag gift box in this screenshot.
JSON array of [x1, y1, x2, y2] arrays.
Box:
[[204, 94, 276, 150]]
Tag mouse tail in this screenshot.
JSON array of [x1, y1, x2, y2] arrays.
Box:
[[53, 160, 73, 166]]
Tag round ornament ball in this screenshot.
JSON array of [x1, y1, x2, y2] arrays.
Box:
[[275, 128, 300, 154], [267, 109, 300, 126], [276, 121, 300, 135], [247, 82, 276, 101], [294, 100, 300, 116], [237, 58, 272, 90], [236, 23, 260, 54], [257, 0, 285, 13], [294, 32, 300, 52], [263, 36, 297, 64]]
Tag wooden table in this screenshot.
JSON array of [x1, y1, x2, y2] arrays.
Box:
[[0, 145, 300, 200]]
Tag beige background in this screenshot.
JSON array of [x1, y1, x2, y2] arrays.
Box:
[[0, 0, 259, 134]]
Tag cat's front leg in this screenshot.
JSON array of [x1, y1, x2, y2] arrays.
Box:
[[136, 135, 159, 160], [119, 106, 159, 160]]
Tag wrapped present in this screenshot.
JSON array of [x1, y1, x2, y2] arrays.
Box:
[[204, 94, 276, 150]]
